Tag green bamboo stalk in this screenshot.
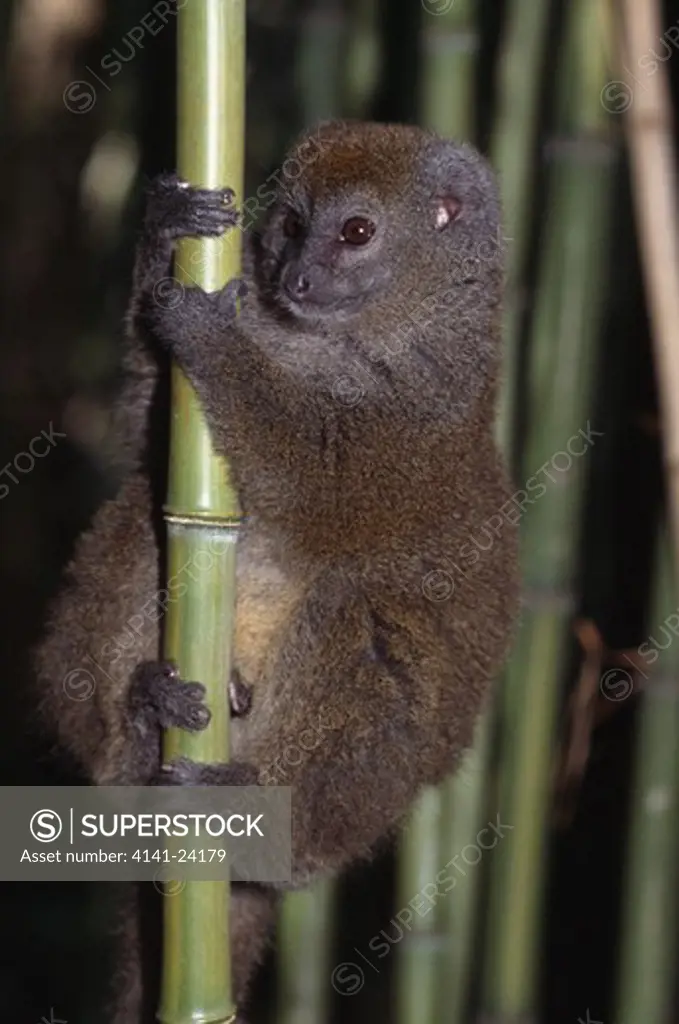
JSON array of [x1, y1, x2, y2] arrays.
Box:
[[158, 3, 245, 1023], [423, 9, 484, 1019], [419, 9, 486, 1023], [614, 532, 679, 1024], [342, 0, 380, 119], [276, 7, 349, 1019], [277, 879, 335, 1024], [297, 0, 348, 124], [447, 8, 552, 1012], [612, 6, 679, 1011], [616, 0, 679, 581], [420, 0, 476, 141], [435, 13, 553, 1012], [400, 7, 549, 1018], [396, 786, 447, 1023], [402, 6, 552, 1021], [438, 715, 491, 1024], [491, 0, 552, 455], [480, 1, 616, 1020], [394, 10, 479, 1024]]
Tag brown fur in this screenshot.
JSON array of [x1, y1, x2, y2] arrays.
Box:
[[293, 121, 422, 197], [35, 121, 520, 1021]]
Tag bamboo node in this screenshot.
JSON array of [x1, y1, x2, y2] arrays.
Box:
[[163, 510, 244, 529]]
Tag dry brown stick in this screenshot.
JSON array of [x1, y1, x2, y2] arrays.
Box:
[[617, 0, 679, 567]]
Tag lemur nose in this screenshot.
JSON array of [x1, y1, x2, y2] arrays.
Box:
[[284, 270, 311, 300]]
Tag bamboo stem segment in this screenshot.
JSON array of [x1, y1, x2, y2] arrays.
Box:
[[491, 0, 552, 456], [278, 880, 335, 1024], [481, 1, 615, 1017], [612, 3, 679, 1017], [614, 533, 679, 1024], [395, 7, 478, 1022], [343, 0, 380, 119], [297, 0, 347, 124], [617, 0, 679, 583], [158, 2, 245, 1022], [420, 0, 476, 142], [396, 785, 447, 1024], [438, 716, 490, 1024], [276, 3, 347, 1014]]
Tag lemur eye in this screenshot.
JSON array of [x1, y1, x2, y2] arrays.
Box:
[[283, 210, 303, 239], [339, 216, 376, 245]]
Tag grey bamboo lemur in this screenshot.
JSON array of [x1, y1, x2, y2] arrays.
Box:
[[36, 120, 520, 1019]]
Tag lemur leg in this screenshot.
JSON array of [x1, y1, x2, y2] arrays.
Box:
[[158, 571, 454, 885]]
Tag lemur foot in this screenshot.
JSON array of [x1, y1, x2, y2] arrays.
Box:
[[130, 659, 253, 735], [141, 172, 248, 324], [130, 659, 212, 733], [144, 172, 238, 241]]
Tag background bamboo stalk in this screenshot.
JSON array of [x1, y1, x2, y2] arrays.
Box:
[[396, 787, 447, 1024], [297, 0, 348, 124], [614, 533, 679, 1024], [480, 1, 615, 1019], [438, 717, 491, 1024], [617, 0, 679, 582], [278, 880, 335, 1024], [159, 2, 245, 1022], [611, 4, 679, 1020], [420, 0, 476, 142], [274, 5, 348, 1014], [395, 6, 478, 1022], [492, 0, 553, 456], [434, 3, 555, 1015], [343, 0, 380, 118], [426, 6, 553, 1015]]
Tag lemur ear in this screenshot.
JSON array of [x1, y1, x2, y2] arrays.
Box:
[[434, 196, 462, 230]]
